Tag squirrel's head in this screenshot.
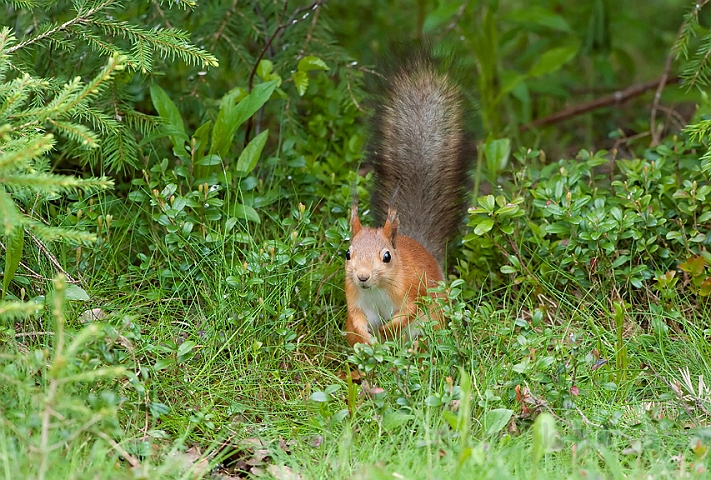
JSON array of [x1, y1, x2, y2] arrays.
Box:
[[346, 205, 400, 290]]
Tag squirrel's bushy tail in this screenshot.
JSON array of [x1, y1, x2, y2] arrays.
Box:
[[368, 46, 474, 266]]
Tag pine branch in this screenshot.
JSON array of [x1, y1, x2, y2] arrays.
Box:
[[27, 221, 99, 244], [7, 0, 117, 54], [673, 0, 710, 60], [47, 119, 99, 147], [67, 26, 128, 59], [1, 172, 113, 195], [0, 134, 55, 170], [0, 300, 41, 321], [92, 20, 219, 70]]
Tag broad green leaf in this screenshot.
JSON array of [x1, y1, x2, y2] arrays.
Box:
[[423, 0, 461, 32], [153, 358, 174, 371], [150, 83, 188, 150], [528, 44, 579, 78], [2, 223, 23, 300], [177, 340, 196, 361], [477, 195, 496, 212], [484, 138, 511, 175], [382, 411, 415, 430], [210, 80, 278, 159], [292, 71, 309, 96], [191, 120, 213, 164], [495, 205, 521, 218], [231, 203, 261, 223], [484, 408, 513, 435], [236, 130, 269, 174], [532, 412, 557, 464], [65, 284, 90, 301], [505, 6, 572, 32], [257, 59, 274, 79], [297, 56, 329, 72], [196, 154, 222, 166], [474, 218, 495, 235], [310, 391, 328, 402]]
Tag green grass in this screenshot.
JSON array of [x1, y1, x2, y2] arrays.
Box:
[[4, 219, 711, 479]]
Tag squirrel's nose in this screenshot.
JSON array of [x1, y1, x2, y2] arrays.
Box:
[[357, 271, 370, 282]]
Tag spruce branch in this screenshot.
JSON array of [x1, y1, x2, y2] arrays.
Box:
[[27, 221, 99, 244], [1, 172, 113, 195], [673, 0, 710, 61], [92, 20, 219, 70], [47, 119, 99, 147], [7, 0, 116, 54], [0, 134, 55, 170], [0, 300, 41, 321]]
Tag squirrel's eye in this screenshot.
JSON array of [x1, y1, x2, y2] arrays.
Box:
[[383, 251, 391, 263], [345, 249, 351, 260]]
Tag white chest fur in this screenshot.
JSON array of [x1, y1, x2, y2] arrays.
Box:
[[355, 287, 397, 332]]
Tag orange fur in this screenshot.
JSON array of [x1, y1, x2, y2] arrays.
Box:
[[343, 45, 473, 348], [345, 208, 444, 347]]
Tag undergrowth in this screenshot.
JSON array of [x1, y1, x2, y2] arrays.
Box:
[[3, 1, 711, 479]]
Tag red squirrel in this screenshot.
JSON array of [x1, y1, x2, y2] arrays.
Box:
[[345, 46, 474, 347]]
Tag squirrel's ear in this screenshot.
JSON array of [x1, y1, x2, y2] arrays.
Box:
[[350, 204, 362, 235], [382, 208, 400, 246]]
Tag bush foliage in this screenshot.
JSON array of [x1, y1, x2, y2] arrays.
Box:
[[2, 0, 711, 478]]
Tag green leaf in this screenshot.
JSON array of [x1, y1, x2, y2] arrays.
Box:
[[191, 120, 213, 165], [236, 130, 269, 174], [484, 408, 513, 435], [292, 71, 309, 96], [528, 44, 579, 78], [494, 205, 520, 218], [177, 340, 196, 361], [196, 154, 222, 166], [150, 83, 188, 150], [423, 0, 461, 32], [532, 412, 557, 464], [2, 224, 23, 300], [484, 138, 511, 174], [477, 195, 496, 212], [310, 391, 329, 402], [297, 56, 329, 72], [257, 59, 274, 79], [210, 80, 278, 159], [231, 204, 261, 224], [504, 6, 573, 32], [65, 284, 90, 301], [153, 358, 174, 372], [382, 411, 415, 430], [474, 218, 495, 235]]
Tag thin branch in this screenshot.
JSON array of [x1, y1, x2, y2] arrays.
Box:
[[211, 0, 240, 50], [151, 0, 173, 29], [244, 0, 329, 144], [95, 431, 143, 469], [520, 76, 680, 132], [651, 19, 687, 146]]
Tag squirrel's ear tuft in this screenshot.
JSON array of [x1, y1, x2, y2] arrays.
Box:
[[382, 208, 400, 246], [350, 204, 362, 235]]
